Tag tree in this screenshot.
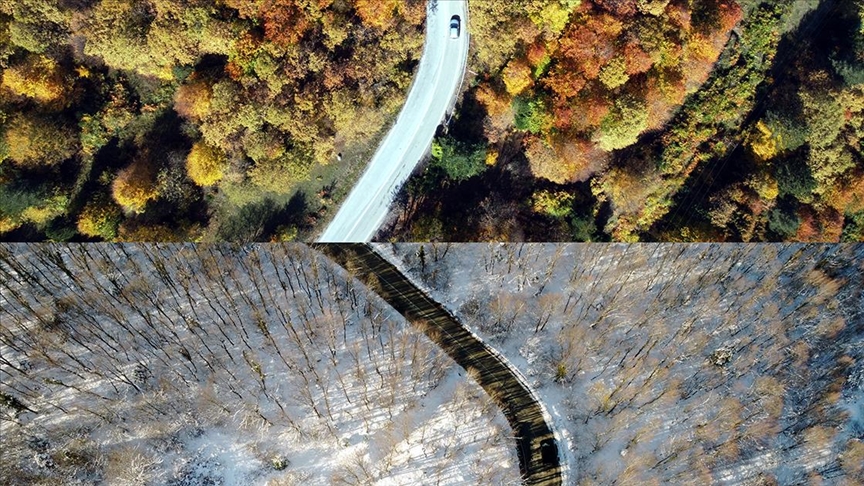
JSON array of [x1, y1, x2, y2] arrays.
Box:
[[261, 0, 310, 47], [800, 89, 844, 150], [544, 66, 587, 102], [432, 137, 487, 181], [768, 202, 801, 239], [7, 17, 69, 54], [592, 0, 641, 17], [637, 0, 670, 16], [775, 156, 816, 202], [502, 58, 534, 96], [19, 195, 69, 228], [77, 196, 122, 240], [0, 181, 69, 232], [475, 83, 513, 118], [1, 54, 67, 104], [532, 189, 574, 218], [556, 9, 623, 80], [112, 158, 160, 213], [3, 114, 78, 167], [354, 0, 399, 30], [598, 56, 629, 89], [248, 148, 313, 194], [186, 142, 228, 187], [524, 136, 602, 184], [745, 169, 779, 202], [748, 120, 779, 161], [594, 97, 649, 151], [514, 97, 552, 134], [174, 80, 213, 121], [80, 0, 168, 79]]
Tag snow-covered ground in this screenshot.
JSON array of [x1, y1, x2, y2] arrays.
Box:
[[0, 245, 519, 485], [384, 243, 864, 484]]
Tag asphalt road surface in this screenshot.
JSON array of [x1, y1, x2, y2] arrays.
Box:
[[318, 1, 469, 242], [316, 244, 564, 485]]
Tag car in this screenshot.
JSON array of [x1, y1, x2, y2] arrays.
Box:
[[450, 15, 460, 39], [540, 438, 559, 465]]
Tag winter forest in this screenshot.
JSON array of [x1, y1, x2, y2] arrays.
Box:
[[0, 245, 518, 485], [387, 243, 863, 484], [1, 243, 862, 485]]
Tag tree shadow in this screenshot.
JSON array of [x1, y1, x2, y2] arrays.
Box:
[[216, 191, 308, 242], [447, 86, 489, 146]]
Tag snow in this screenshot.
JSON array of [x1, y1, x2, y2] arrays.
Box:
[[383, 243, 864, 484], [0, 245, 518, 485], [3, 243, 860, 484]]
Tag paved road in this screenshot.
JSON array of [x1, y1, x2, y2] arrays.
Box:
[[316, 244, 563, 486], [318, 1, 469, 242]]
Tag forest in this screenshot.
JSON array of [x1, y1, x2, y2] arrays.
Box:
[[1, 0, 426, 242], [1, 0, 861, 243], [1, 242, 862, 484], [388, 243, 864, 484], [0, 244, 518, 484], [385, 0, 864, 242]]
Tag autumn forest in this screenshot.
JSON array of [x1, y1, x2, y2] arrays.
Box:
[[1, 0, 862, 242], [390, 0, 864, 242], [2, 0, 426, 241]]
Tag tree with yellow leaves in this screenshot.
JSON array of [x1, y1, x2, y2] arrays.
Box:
[[112, 159, 160, 213], [77, 196, 122, 240], [748, 120, 779, 161], [3, 114, 78, 167], [186, 142, 228, 187], [502, 59, 534, 96], [174, 80, 213, 121], [1, 55, 67, 104], [598, 56, 629, 89], [532, 189, 575, 218]]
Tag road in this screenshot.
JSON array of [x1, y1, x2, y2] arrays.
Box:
[[318, 1, 469, 242], [316, 243, 564, 486]]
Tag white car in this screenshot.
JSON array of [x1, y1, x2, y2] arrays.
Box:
[[450, 15, 460, 39]]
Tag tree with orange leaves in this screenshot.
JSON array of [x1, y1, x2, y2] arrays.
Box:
[[261, 0, 310, 47], [112, 158, 160, 214], [502, 59, 534, 96], [556, 9, 623, 80], [354, 0, 399, 30]]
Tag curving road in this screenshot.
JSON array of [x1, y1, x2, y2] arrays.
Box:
[[315, 243, 564, 485], [318, 1, 469, 242]]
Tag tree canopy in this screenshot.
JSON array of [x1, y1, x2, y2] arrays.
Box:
[[0, 0, 427, 240]]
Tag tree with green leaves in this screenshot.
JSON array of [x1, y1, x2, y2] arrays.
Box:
[[432, 137, 488, 181], [594, 97, 649, 151]]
